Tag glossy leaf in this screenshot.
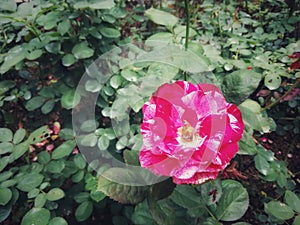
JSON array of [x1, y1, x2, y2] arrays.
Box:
[[0, 142, 13, 155], [170, 185, 203, 212], [72, 42, 94, 59], [34, 193, 47, 208], [131, 201, 157, 225], [215, 180, 249, 221], [264, 201, 294, 221], [25, 96, 46, 111], [16, 172, 44, 192], [222, 70, 261, 104], [264, 73, 281, 90], [41, 99, 55, 114], [145, 8, 178, 29], [98, 135, 110, 151], [97, 168, 148, 204], [99, 27, 121, 38], [49, 217, 68, 225], [21, 208, 50, 225], [52, 140, 76, 159], [0, 187, 12, 206], [46, 188, 65, 201], [62, 54, 76, 67], [284, 190, 300, 213], [13, 128, 26, 144], [61, 89, 81, 109], [46, 160, 65, 173], [75, 201, 93, 222], [0, 80, 15, 95], [0, 128, 13, 142]]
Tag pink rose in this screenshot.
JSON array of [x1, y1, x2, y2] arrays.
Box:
[[139, 81, 244, 184]]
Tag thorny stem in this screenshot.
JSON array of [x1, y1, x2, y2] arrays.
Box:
[[262, 78, 300, 111]]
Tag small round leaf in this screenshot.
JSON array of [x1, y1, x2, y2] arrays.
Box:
[[21, 208, 50, 225], [46, 188, 65, 201]]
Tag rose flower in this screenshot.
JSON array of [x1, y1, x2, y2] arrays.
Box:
[[139, 81, 244, 184]]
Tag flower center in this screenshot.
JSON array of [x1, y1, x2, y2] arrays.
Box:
[[177, 120, 204, 149], [178, 121, 195, 143]]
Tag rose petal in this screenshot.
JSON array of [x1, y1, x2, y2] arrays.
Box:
[[173, 171, 218, 184]]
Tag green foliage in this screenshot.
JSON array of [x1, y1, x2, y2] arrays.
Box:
[[0, 0, 299, 224]]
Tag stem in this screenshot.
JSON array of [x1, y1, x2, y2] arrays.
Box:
[[184, 0, 190, 50], [262, 78, 300, 111]]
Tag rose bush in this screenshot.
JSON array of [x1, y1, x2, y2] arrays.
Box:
[[140, 81, 244, 184]]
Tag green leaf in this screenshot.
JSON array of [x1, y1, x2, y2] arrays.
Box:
[[58, 20, 71, 36], [27, 125, 49, 145], [41, 99, 55, 114], [137, 45, 209, 74], [151, 178, 175, 201], [238, 129, 257, 155], [27, 50, 43, 60], [284, 190, 300, 213], [0, 187, 12, 206], [254, 154, 270, 176], [132, 200, 157, 225], [21, 208, 50, 225], [46, 188, 65, 201], [52, 140, 76, 159], [200, 179, 222, 206], [146, 32, 173, 47], [61, 89, 81, 109], [0, 203, 12, 223], [170, 185, 203, 211], [0, 45, 28, 74], [294, 215, 300, 225], [123, 149, 140, 166], [215, 180, 249, 221], [0, 142, 13, 155], [98, 135, 110, 150], [16, 172, 44, 192], [0, 80, 15, 95], [62, 53, 76, 67], [264, 73, 281, 90], [222, 70, 261, 104], [45, 160, 65, 173], [0, 156, 10, 172], [74, 0, 115, 9], [25, 96, 46, 111], [72, 170, 85, 183], [34, 193, 47, 208], [85, 79, 102, 92], [0, 128, 13, 142], [27, 189, 40, 199], [97, 168, 148, 204], [75, 201, 93, 222], [49, 217, 68, 225], [148, 198, 191, 225], [203, 217, 223, 225], [72, 42, 94, 59], [110, 75, 123, 89], [74, 154, 86, 169], [231, 223, 252, 225], [145, 8, 178, 29], [45, 42, 61, 54], [239, 99, 276, 133], [264, 201, 294, 221], [121, 69, 138, 82], [79, 133, 98, 147], [99, 27, 121, 38], [0, 0, 17, 12], [13, 128, 26, 144]]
